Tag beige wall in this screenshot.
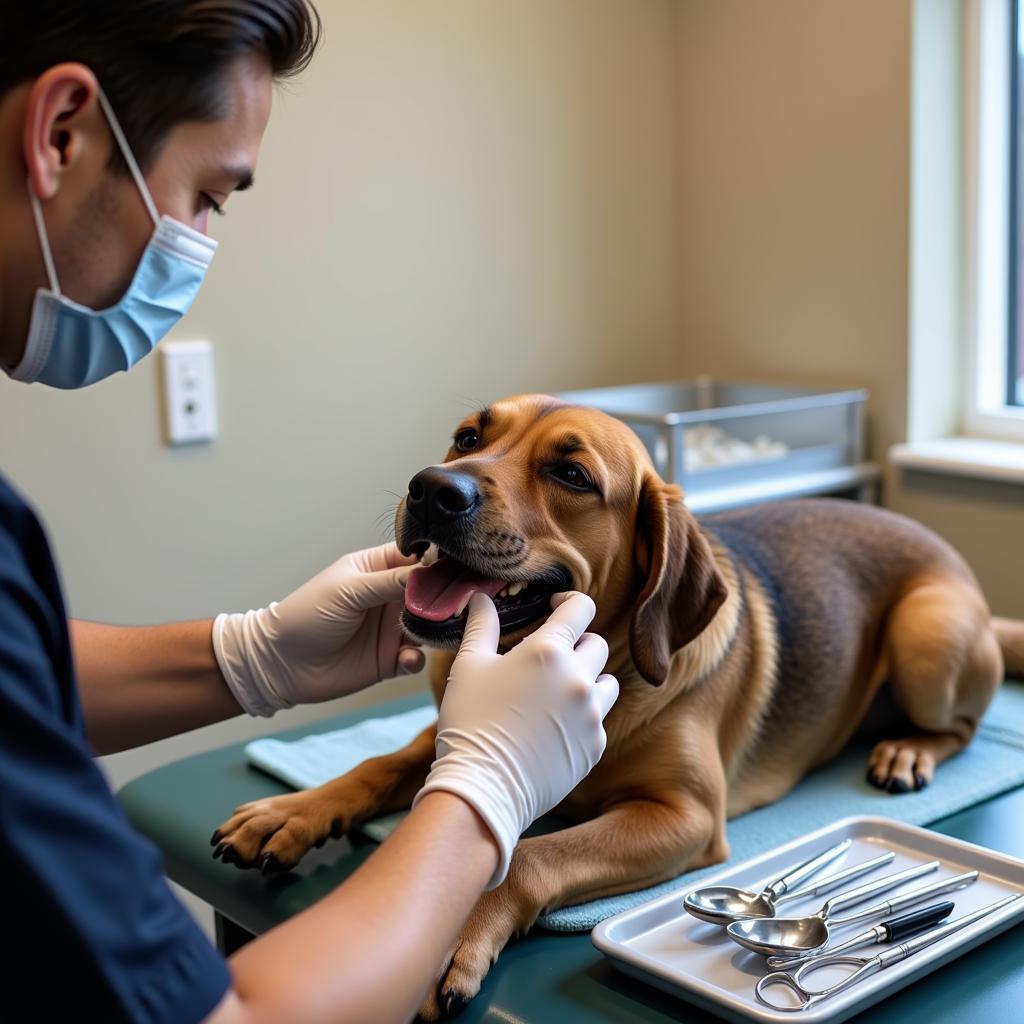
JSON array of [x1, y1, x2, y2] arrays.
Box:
[[0, 0, 682, 790], [673, 0, 913, 458], [672, 0, 1024, 618]]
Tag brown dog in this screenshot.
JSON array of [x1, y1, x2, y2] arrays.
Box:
[[212, 394, 1024, 1019]]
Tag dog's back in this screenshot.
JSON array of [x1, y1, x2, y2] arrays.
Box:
[[703, 498, 975, 668]]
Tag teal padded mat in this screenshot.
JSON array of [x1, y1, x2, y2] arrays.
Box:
[[246, 682, 1024, 933]]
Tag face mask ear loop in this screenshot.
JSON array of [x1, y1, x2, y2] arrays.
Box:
[[27, 179, 61, 296], [95, 86, 160, 229]]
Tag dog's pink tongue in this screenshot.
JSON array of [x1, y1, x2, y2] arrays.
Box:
[[405, 558, 505, 622]]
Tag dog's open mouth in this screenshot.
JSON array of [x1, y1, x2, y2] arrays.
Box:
[[402, 551, 572, 646]]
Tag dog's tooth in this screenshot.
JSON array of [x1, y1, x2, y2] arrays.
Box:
[[422, 544, 440, 567], [507, 581, 524, 596], [498, 587, 509, 599], [454, 592, 472, 617]]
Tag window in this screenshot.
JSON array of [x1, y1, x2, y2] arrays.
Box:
[[1012, 0, 1024, 405], [965, 0, 1024, 437]]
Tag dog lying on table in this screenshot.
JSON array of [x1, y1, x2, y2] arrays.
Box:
[[211, 394, 1024, 1019]]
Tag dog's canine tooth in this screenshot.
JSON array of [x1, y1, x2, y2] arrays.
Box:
[[454, 592, 472, 617], [507, 581, 524, 596], [422, 543, 440, 567], [497, 587, 509, 599]]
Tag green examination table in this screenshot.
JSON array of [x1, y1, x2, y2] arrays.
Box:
[[119, 695, 1024, 1023]]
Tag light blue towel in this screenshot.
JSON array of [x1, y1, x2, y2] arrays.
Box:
[[246, 705, 437, 841], [246, 705, 438, 788], [246, 683, 1024, 933]]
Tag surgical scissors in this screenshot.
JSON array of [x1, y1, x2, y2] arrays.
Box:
[[754, 893, 1023, 1012]]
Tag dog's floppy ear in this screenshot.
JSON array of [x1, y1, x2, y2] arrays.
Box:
[[629, 475, 728, 686]]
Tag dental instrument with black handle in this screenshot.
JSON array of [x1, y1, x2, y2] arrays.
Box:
[[765, 870, 979, 969], [766, 901, 954, 974], [728, 859, 942, 957]]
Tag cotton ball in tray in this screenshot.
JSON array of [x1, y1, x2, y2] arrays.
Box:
[[683, 425, 789, 471]]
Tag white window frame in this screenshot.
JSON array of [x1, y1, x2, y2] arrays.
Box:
[[964, 0, 1024, 440]]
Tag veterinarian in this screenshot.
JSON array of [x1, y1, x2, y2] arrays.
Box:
[[0, 3, 619, 1022]]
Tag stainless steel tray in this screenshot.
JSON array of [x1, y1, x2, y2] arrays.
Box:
[[591, 816, 1024, 1023]]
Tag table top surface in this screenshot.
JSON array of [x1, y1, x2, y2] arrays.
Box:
[[119, 694, 1024, 1024]]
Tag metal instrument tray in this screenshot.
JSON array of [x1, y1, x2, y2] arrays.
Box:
[[591, 816, 1024, 1023], [555, 378, 871, 513]]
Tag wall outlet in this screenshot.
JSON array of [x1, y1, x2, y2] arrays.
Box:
[[161, 340, 217, 445]]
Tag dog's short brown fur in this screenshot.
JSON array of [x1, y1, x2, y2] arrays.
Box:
[[213, 395, 1024, 1019]]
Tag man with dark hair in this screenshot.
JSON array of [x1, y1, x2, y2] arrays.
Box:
[[0, 3, 618, 1021]]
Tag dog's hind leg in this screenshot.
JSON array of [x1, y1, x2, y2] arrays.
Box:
[[866, 575, 1003, 793]]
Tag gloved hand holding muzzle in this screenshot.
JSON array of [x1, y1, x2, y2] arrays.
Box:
[[413, 590, 619, 888]]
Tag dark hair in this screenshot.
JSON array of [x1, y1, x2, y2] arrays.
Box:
[[1, 1, 322, 171]]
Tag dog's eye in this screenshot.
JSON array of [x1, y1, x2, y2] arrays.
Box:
[[550, 462, 595, 491], [454, 428, 480, 453]]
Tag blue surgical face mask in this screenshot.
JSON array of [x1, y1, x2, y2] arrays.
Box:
[[7, 88, 217, 389]]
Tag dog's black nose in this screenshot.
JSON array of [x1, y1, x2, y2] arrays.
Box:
[[407, 467, 480, 525]]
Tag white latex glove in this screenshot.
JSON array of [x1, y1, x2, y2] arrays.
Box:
[[412, 591, 619, 888], [213, 543, 425, 717]]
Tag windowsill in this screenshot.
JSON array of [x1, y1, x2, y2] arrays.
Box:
[[889, 437, 1024, 484]]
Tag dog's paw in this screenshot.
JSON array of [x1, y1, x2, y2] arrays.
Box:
[[418, 891, 524, 1020], [418, 937, 493, 1020], [866, 740, 934, 793], [210, 791, 346, 872]]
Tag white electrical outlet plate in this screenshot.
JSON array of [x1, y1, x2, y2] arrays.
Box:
[[161, 340, 217, 445]]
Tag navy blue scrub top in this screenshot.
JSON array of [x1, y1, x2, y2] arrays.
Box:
[[0, 473, 230, 1022]]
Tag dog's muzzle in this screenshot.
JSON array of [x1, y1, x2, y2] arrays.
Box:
[[396, 466, 572, 646]]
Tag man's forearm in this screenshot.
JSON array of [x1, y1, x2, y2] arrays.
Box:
[[71, 620, 241, 754], [209, 791, 500, 1024]]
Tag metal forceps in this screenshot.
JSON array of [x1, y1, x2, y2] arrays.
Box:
[[754, 893, 1023, 1012]]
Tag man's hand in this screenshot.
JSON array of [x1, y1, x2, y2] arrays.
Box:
[[413, 590, 618, 887], [213, 543, 425, 716]]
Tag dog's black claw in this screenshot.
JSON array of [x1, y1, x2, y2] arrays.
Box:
[[260, 853, 283, 875], [886, 777, 910, 794], [914, 772, 928, 791], [213, 842, 227, 860], [220, 845, 239, 865], [442, 990, 470, 1018], [866, 770, 885, 789], [210, 830, 222, 847]]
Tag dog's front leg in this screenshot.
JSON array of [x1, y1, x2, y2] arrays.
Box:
[[419, 793, 726, 1020], [212, 724, 437, 872]]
